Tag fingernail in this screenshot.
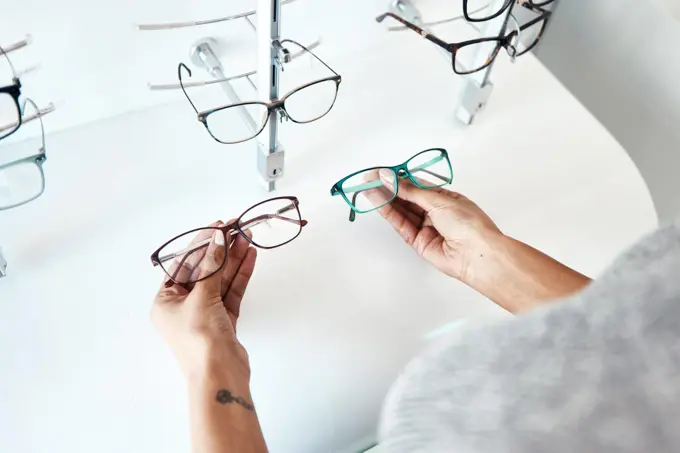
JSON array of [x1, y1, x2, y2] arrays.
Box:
[[379, 169, 394, 186], [214, 231, 225, 246]]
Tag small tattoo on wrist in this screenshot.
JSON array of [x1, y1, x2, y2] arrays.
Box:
[[215, 389, 255, 412]]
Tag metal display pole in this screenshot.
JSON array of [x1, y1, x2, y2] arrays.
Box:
[[256, 0, 285, 192], [138, 0, 291, 192]]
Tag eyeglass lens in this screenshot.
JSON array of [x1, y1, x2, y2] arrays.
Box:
[[206, 102, 269, 144], [465, 0, 513, 21], [0, 160, 43, 209], [284, 80, 338, 124], [238, 198, 303, 248], [157, 227, 227, 286], [454, 40, 501, 74], [515, 16, 546, 56], [341, 168, 397, 214], [0, 93, 20, 138], [406, 149, 453, 188]]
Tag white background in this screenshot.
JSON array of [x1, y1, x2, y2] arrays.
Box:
[[0, 2, 659, 452]]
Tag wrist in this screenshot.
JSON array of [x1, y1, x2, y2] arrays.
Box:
[[458, 229, 507, 285], [187, 337, 251, 386]]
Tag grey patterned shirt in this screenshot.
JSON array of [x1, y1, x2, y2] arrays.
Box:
[[379, 221, 680, 453]]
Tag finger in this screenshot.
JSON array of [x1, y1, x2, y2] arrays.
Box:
[[349, 168, 397, 214], [154, 278, 190, 304], [193, 228, 228, 299], [379, 169, 452, 212], [223, 247, 257, 322], [376, 200, 420, 246], [221, 231, 252, 299], [390, 198, 424, 225], [161, 222, 221, 288]]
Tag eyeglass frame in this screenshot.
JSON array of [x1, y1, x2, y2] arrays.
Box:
[[330, 148, 453, 222], [178, 38, 342, 145], [375, 6, 551, 75], [463, 0, 556, 23], [150, 196, 309, 287], [0, 98, 47, 211], [0, 44, 23, 141], [512, 3, 552, 56]]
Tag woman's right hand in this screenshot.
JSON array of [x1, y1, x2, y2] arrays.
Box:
[[377, 169, 502, 281]]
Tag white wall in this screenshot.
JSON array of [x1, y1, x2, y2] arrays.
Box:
[[0, 37, 658, 453], [535, 0, 680, 223]]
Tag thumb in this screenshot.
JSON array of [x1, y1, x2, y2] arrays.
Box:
[[379, 169, 451, 212], [193, 229, 228, 299]]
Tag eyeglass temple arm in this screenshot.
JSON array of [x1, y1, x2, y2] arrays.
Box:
[[376, 12, 451, 52], [279, 38, 340, 76], [157, 204, 305, 264], [177, 63, 200, 114], [150, 39, 320, 92]]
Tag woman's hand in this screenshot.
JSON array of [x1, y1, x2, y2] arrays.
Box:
[[376, 171, 591, 312], [377, 170, 502, 281], [151, 221, 257, 379]]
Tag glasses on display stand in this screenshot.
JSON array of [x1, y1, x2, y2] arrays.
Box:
[[178, 39, 342, 145], [377, 5, 551, 75], [0, 98, 48, 211], [463, 0, 555, 22], [0, 45, 23, 141]]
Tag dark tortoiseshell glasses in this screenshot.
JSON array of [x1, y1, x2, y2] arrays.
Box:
[[151, 196, 308, 287], [376, 3, 552, 75], [463, 0, 556, 23]]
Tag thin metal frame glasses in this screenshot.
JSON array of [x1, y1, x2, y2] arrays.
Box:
[[151, 196, 308, 287], [0, 98, 47, 210], [330, 149, 453, 222], [179, 39, 342, 145]]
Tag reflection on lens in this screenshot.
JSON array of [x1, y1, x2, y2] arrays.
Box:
[[341, 168, 397, 213], [0, 160, 44, 209], [406, 149, 453, 189], [466, 0, 512, 20], [158, 228, 226, 285], [0, 92, 20, 138], [454, 40, 501, 74], [205, 103, 269, 144], [238, 198, 302, 248], [284, 79, 338, 123]]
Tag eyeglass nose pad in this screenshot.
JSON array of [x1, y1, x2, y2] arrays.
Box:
[[279, 109, 290, 123], [507, 45, 517, 62]]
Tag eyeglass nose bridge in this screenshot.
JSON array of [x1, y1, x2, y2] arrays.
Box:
[[268, 99, 290, 123]]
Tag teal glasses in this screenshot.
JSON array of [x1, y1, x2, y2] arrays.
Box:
[[330, 148, 453, 222]]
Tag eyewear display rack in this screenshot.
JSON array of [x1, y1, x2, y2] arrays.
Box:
[[138, 0, 300, 192], [387, 0, 515, 125]]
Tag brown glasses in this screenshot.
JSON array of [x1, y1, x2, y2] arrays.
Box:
[[376, 4, 552, 75], [150, 196, 308, 287]]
